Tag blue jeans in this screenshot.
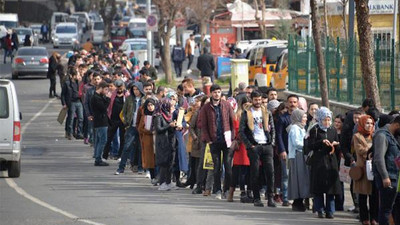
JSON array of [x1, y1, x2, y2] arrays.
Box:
[[314, 194, 335, 214], [376, 178, 400, 225], [87, 120, 94, 143], [110, 129, 120, 157], [118, 126, 141, 172], [3, 49, 12, 63], [94, 127, 107, 163], [67, 101, 83, 136], [281, 158, 289, 202]]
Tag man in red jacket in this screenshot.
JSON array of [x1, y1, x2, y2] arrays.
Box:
[[200, 84, 235, 200]]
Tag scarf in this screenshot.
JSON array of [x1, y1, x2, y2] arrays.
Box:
[[287, 109, 305, 132], [158, 98, 173, 122], [316, 106, 332, 132], [357, 115, 375, 138], [143, 98, 156, 116]]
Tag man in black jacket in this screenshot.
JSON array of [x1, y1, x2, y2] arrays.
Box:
[[239, 91, 276, 208], [91, 81, 111, 166], [61, 70, 84, 140], [197, 47, 215, 83]]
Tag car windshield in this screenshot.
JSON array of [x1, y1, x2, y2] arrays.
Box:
[[130, 42, 147, 50], [130, 29, 145, 37], [265, 46, 286, 64], [0, 21, 17, 28], [15, 29, 31, 36], [56, 26, 76, 33], [122, 17, 130, 22], [129, 23, 145, 29], [0, 87, 9, 118], [18, 48, 47, 56], [94, 22, 104, 30], [111, 28, 126, 36]]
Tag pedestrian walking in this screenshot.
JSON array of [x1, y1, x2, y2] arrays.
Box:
[[197, 47, 215, 83], [171, 41, 185, 77], [48, 52, 61, 98], [185, 34, 196, 74]]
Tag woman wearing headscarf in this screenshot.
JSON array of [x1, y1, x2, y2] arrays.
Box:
[[308, 107, 341, 219], [23, 34, 32, 46], [352, 115, 378, 225], [287, 109, 310, 212], [47, 52, 61, 98], [154, 98, 177, 191], [138, 98, 157, 184]]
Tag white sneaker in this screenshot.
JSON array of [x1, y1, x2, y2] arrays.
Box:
[[215, 191, 222, 200], [168, 182, 180, 190], [158, 182, 171, 191], [187, 69, 192, 74], [151, 178, 158, 186], [145, 171, 151, 179]]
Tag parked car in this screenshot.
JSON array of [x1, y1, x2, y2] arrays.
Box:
[[119, 38, 161, 68], [72, 12, 91, 32], [66, 16, 83, 40], [11, 47, 49, 79], [52, 23, 80, 49], [246, 42, 287, 87], [0, 79, 22, 178], [91, 21, 104, 45], [110, 26, 133, 48], [14, 27, 37, 46]]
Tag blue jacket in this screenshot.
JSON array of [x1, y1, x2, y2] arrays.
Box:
[[276, 112, 291, 154], [288, 124, 306, 159]]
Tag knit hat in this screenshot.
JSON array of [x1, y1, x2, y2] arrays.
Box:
[[267, 100, 280, 111]]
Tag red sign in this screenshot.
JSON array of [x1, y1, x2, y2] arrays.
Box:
[[210, 27, 237, 56]]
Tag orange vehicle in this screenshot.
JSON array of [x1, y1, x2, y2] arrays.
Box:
[[246, 42, 287, 87]]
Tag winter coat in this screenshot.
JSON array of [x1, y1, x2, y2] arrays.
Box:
[[154, 114, 176, 167], [196, 53, 215, 77], [352, 132, 372, 195], [90, 92, 110, 128], [47, 55, 58, 79], [138, 109, 155, 169], [233, 118, 250, 166], [200, 100, 235, 143], [189, 109, 201, 158], [308, 125, 342, 195], [172, 45, 185, 62]]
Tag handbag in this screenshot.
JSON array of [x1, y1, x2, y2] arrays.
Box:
[[305, 150, 314, 166], [230, 140, 240, 151], [304, 125, 317, 165], [57, 107, 67, 124], [366, 159, 374, 181], [339, 158, 351, 183], [349, 165, 364, 181]]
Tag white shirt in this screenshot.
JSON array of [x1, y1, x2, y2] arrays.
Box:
[[132, 97, 140, 127], [189, 40, 195, 56], [251, 107, 267, 144]]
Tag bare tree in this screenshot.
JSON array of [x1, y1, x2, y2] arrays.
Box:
[[55, 0, 68, 12], [339, 0, 349, 41], [99, 0, 117, 41], [0, 0, 5, 13], [355, 0, 381, 109], [254, 0, 266, 38], [310, 0, 329, 107], [153, 0, 187, 83], [323, 0, 329, 37]]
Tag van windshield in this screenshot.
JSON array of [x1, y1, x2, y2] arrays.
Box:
[[265, 46, 286, 64], [55, 15, 65, 23], [94, 22, 104, 30], [0, 21, 17, 29], [0, 87, 9, 118], [56, 26, 76, 34], [130, 42, 147, 50]]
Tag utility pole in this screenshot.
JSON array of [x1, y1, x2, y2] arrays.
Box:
[[147, 0, 153, 65]]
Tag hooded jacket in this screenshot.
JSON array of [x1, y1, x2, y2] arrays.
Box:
[[122, 82, 144, 127]]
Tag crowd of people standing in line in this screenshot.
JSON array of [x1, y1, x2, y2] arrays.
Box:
[[48, 43, 400, 225]]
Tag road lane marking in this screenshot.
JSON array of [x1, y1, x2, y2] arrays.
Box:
[[5, 99, 106, 225], [21, 98, 55, 134]]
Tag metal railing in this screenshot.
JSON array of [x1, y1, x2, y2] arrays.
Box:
[[288, 35, 400, 111]]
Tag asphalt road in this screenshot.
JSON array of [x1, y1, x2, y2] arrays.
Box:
[[0, 40, 360, 225]]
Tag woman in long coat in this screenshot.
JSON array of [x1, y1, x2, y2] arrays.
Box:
[[47, 52, 61, 98], [154, 98, 177, 191], [309, 107, 341, 219], [352, 115, 378, 225], [138, 98, 157, 182]]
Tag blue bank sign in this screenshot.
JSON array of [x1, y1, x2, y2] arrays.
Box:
[[368, 0, 395, 14]]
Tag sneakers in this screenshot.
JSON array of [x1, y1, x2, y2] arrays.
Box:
[[215, 191, 222, 200], [253, 199, 264, 207], [145, 171, 151, 179], [192, 186, 203, 194], [259, 188, 266, 198], [84, 138, 89, 145], [138, 169, 144, 174], [168, 182, 180, 190], [114, 169, 124, 175], [282, 201, 290, 207], [130, 165, 138, 173], [94, 161, 109, 166], [158, 182, 171, 191], [151, 178, 158, 186], [75, 135, 84, 140], [187, 69, 192, 74], [325, 213, 334, 219], [203, 190, 211, 196]]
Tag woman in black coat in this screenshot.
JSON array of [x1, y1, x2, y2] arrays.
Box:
[[308, 107, 341, 219], [154, 97, 177, 191], [47, 52, 61, 98]]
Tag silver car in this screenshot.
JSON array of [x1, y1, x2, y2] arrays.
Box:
[[14, 27, 37, 46], [11, 47, 49, 79]]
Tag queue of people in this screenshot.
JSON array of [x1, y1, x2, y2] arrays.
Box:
[[55, 46, 400, 225]]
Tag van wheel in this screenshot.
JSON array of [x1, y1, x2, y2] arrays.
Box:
[[12, 73, 18, 80], [8, 159, 21, 178]]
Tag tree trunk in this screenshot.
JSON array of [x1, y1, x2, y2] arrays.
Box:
[[342, 0, 348, 42], [161, 27, 173, 83], [0, 0, 4, 13], [200, 18, 207, 54], [254, 0, 266, 39], [99, 0, 116, 41], [323, 0, 329, 37], [355, 0, 381, 109], [310, 0, 330, 108]]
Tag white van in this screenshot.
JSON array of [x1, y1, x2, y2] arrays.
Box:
[[50, 12, 68, 33], [128, 18, 146, 31], [52, 23, 80, 48], [0, 79, 22, 178], [91, 21, 104, 45], [0, 13, 19, 29]]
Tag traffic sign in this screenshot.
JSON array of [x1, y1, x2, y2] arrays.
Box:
[[146, 15, 158, 32], [174, 18, 186, 28]]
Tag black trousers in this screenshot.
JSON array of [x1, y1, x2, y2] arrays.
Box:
[[159, 166, 172, 185], [359, 192, 378, 222], [102, 120, 125, 159], [186, 155, 199, 185], [247, 144, 274, 200], [231, 165, 250, 191], [187, 54, 194, 69], [210, 142, 232, 193], [174, 62, 183, 77], [49, 76, 56, 95], [196, 142, 207, 188]]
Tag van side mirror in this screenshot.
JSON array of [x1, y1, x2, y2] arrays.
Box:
[[269, 65, 275, 72], [20, 112, 22, 120]]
